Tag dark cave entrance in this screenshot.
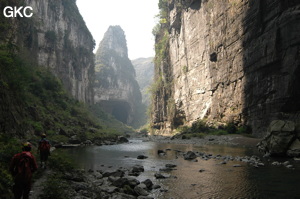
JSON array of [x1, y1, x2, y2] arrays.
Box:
[[99, 100, 131, 124], [111, 102, 129, 123]]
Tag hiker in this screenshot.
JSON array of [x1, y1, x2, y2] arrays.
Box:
[[9, 142, 38, 199], [38, 133, 51, 169]]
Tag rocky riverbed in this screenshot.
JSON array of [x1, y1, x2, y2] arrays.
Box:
[[31, 134, 300, 198], [149, 134, 261, 148]]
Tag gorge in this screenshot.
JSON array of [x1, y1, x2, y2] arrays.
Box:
[[1, 0, 300, 198]]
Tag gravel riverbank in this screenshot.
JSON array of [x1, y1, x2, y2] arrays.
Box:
[[148, 134, 261, 148]]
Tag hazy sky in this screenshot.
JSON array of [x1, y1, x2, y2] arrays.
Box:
[[76, 0, 159, 60]]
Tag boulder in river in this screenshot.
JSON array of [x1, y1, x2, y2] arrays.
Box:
[[134, 185, 149, 196], [184, 151, 197, 160], [118, 136, 129, 143], [257, 120, 300, 157], [287, 139, 300, 157], [132, 165, 144, 173], [165, 164, 177, 168], [157, 150, 166, 155], [154, 173, 167, 179], [112, 177, 130, 188], [129, 165, 144, 176], [137, 155, 148, 159], [103, 170, 125, 178], [142, 179, 153, 190]]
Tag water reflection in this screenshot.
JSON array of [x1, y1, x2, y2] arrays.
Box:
[[67, 139, 300, 198]]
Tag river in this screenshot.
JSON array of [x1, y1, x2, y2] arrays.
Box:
[[67, 139, 300, 198]]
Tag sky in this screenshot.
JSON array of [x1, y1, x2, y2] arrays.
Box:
[[76, 0, 159, 60]]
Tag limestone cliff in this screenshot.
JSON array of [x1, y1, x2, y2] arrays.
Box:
[[94, 26, 142, 127], [22, 0, 95, 103], [152, 0, 300, 137], [0, 0, 95, 136]]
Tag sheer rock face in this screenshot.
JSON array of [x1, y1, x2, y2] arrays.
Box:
[[23, 0, 95, 103], [94, 26, 142, 126], [152, 0, 300, 137]]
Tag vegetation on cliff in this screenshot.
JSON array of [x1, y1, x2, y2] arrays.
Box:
[[0, 0, 134, 195], [151, 0, 178, 130]]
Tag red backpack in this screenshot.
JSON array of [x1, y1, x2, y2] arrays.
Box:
[[39, 140, 50, 153], [16, 153, 32, 181]]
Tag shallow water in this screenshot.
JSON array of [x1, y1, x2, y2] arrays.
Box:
[[67, 139, 300, 198]]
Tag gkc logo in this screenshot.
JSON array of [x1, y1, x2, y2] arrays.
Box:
[[3, 6, 33, 18]]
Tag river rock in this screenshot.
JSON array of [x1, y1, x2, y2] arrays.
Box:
[[233, 164, 242, 167], [272, 161, 281, 166], [103, 170, 125, 178], [65, 171, 85, 182], [111, 193, 136, 199], [113, 176, 140, 188], [131, 165, 144, 173], [72, 182, 88, 192], [134, 185, 149, 196], [69, 135, 81, 144], [83, 140, 93, 145], [152, 184, 161, 189], [142, 179, 153, 190], [287, 139, 300, 157], [257, 120, 297, 156], [165, 164, 177, 168], [184, 151, 197, 160], [126, 177, 140, 187], [108, 176, 120, 183], [157, 149, 165, 154], [93, 172, 103, 179], [286, 165, 294, 169], [129, 165, 144, 176], [118, 136, 129, 143], [137, 196, 154, 199], [100, 185, 119, 193], [154, 173, 166, 179], [112, 177, 130, 188], [137, 155, 148, 159]]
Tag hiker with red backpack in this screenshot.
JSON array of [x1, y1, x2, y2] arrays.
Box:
[[9, 142, 38, 199], [38, 133, 51, 169]]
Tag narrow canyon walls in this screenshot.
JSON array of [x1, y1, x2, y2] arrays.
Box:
[[152, 0, 300, 137]]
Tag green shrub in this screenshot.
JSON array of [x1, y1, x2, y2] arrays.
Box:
[[140, 127, 148, 134], [48, 135, 68, 143], [0, 164, 13, 198], [211, 129, 228, 136], [48, 150, 75, 172], [237, 125, 252, 134], [178, 125, 191, 134], [182, 132, 205, 139], [0, 135, 22, 197], [0, 135, 22, 163], [31, 121, 44, 133], [191, 119, 209, 133], [224, 123, 237, 134], [195, 132, 205, 138], [182, 134, 191, 139]]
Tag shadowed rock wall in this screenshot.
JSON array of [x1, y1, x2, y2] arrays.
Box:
[[152, 0, 300, 137]]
